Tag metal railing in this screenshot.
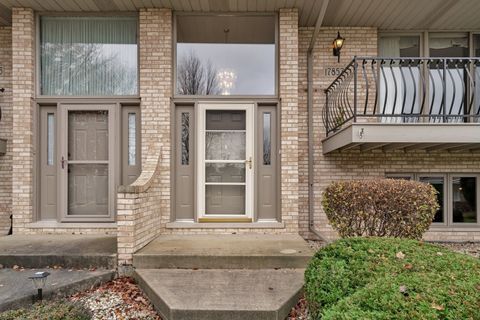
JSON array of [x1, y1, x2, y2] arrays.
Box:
[[323, 57, 480, 136]]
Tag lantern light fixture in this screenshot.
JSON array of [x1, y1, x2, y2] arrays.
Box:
[[29, 271, 50, 302], [332, 31, 345, 63]]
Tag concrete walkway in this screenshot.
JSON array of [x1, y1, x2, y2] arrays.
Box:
[[133, 234, 315, 320], [0, 268, 115, 312], [0, 235, 117, 269]]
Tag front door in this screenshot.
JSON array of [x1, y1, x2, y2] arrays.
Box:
[[58, 105, 116, 222], [197, 103, 254, 222]]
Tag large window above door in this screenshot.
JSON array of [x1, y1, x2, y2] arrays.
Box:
[[40, 16, 138, 96], [175, 15, 277, 96]]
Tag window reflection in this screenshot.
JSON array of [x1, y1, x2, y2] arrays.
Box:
[[452, 177, 477, 223], [176, 15, 276, 95], [419, 176, 445, 223], [41, 16, 138, 96]]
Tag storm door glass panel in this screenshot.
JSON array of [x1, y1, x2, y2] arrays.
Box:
[[452, 177, 477, 223], [67, 111, 109, 215], [419, 176, 445, 223], [176, 15, 276, 95], [205, 110, 246, 215], [378, 36, 421, 123], [40, 16, 138, 96], [429, 33, 469, 122]]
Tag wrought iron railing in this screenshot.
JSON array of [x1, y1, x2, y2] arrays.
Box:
[[323, 57, 480, 136]]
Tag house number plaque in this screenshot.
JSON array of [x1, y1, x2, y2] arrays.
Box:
[[324, 67, 343, 77]]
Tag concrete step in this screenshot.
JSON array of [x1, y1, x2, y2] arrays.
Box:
[[134, 268, 304, 320], [0, 235, 117, 269], [133, 234, 314, 269]]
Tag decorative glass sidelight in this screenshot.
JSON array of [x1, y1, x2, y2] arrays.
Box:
[[181, 112, 190, 165], [128, 113, 136, 166], [47, 113, 55, 166], [263, 112, 271, 165]]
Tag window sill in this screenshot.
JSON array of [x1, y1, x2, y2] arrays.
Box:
[[26, 221, 117, 229], [427, 226, 480, 232], [166, 221, 284, 229]]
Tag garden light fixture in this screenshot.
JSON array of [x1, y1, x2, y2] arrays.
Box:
[[332, 31, 345, 63], [29, 271, 50, 302]]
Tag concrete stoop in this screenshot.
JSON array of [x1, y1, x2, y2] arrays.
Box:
[[133, 234, 314, 320], [134, 268, 305, 320], [0, 235, 117, 269]]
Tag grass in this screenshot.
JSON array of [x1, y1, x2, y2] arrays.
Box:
[[304, 237, 480, 320], [0, 301, 90, 320]]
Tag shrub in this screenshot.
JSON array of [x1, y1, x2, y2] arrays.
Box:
[[304, 237, 480, 320], [322, 179, 439, 239], [0, 301, 90, 320]]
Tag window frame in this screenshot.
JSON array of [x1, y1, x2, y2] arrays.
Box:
[[35, 12, 141, 99], [172, 12, 279, 99], [386, 172, 480, 228]]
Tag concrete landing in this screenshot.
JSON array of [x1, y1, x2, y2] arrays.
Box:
[[0, 268, 115, 312], [133, 234, 314, 269], [135, 268, 304, 320], [0, 235, 117, 269]]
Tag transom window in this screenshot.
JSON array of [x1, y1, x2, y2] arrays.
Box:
[[387, 173, 480, 226], [40, 16, 138, 96], [175, 14, 277, 96]]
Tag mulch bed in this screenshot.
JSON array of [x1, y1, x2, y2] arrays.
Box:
[[70, 277, 161, 320]]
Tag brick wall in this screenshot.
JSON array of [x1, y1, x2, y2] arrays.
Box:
[[298, 27, 480, 242], [11, 8, 35, 234], [0, 27, 12, 235], [278, 8, 300, 233], [117, 8, 172, 266]]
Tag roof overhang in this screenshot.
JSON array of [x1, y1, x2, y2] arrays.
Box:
[[2, 0, 480, 30], [322, 123, 480, 154]]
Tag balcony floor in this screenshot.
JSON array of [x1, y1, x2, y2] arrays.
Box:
[[322, 123, 480, 154]]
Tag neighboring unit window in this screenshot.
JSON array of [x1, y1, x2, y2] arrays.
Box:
[[263, 112, 271, 165], [128, 113, 136, 166], [47, 113, 55, 166], [176, 15, 276, 95], [452, 177, 477, 223], [40, 16, 138, 96], [419, 176, 445, 223], [181, 112, 190, 165]]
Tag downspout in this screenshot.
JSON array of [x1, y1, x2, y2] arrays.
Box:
[[307, 0, 330, 242], [307, 49, 328, 242]]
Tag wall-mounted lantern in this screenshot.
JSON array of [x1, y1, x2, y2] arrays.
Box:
[[332, 31, 345, 63]]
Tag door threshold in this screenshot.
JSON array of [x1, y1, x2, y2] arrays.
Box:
[[198, 217, 252, 223], [166, 221, 285, 229]]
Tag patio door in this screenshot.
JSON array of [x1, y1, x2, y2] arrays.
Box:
[[58, 105, 115, 222], [197, 104, 254, 222]]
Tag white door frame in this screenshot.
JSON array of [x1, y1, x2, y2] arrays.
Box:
[[57, 104, 116, 222], [197, 103, 255, 220]]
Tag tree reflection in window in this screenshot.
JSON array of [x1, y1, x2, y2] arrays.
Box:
[[181, 112, 189, 165]]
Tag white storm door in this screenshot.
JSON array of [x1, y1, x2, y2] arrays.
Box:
[[197, 104, 254, 221]]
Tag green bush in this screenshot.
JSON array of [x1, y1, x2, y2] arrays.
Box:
[[305, 237, 480, 320], [0, 301, 90, 320], [322, 179, 439, 239]]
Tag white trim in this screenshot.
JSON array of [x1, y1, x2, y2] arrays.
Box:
[[197, 103, 255, 220]]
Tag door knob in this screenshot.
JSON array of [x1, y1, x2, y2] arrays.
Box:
[[245, 157, 252, 169]]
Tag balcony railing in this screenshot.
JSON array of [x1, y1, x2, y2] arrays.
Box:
[[323, 57, 480, 136]]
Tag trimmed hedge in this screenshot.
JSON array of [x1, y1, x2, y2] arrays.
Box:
[[0, 301, 90, 320], [322, 179, 439, 239], [305, 238, 480, 320]]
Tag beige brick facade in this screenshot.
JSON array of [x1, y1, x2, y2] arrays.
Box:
[[0, 27, 12, 235], [1, 6, 478, 267], [11, 8, 35, 234], [298, 27, 480, 242]]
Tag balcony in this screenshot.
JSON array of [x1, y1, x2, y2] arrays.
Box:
[[322, 57, 480, 154]]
